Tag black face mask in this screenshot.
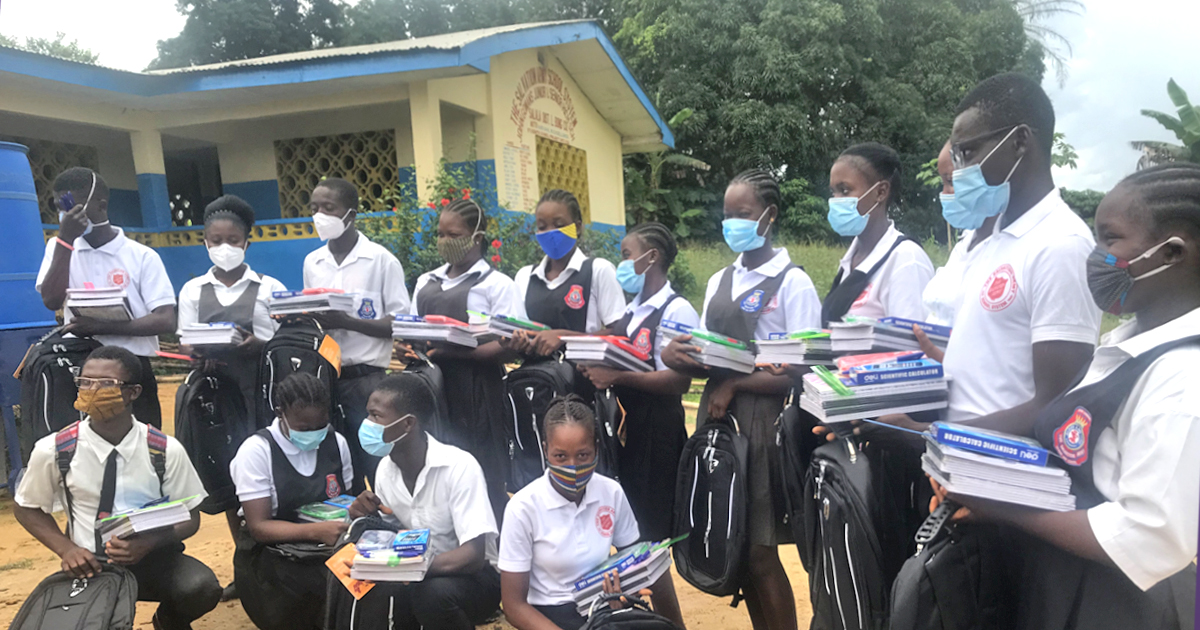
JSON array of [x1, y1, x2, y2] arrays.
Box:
[[1085, 237, 1181, 314]]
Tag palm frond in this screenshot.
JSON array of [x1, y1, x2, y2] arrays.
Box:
[[1139, 109, 1187, 139], [660, 153, 711, 171]]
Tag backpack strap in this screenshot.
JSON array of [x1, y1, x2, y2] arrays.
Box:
[[146, 425, 168, 495], [54, 422, 81, 540]]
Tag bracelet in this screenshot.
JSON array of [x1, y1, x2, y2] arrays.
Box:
[[55, 237, 74, 251]]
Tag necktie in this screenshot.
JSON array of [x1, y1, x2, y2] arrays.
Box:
[[95, 450, 118, 555]]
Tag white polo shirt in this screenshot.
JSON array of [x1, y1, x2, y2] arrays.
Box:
[[177, 266, 287, 341], [941, 189, 1100, 423], [372, 434, 499, 567], [1068, 309, 1200, 591], [700, 248, 822, 341], [514, 249, 626, 331], [229, 417, 355, 516], [411, 259, 522, 320], [621, 281, 700, 371], [35, 228, 177, 357], [837, 223, 935, 322], [303, 234, 411, 367], [498, 471, 639, 606], [922, 231, 977, 326], [15, 419, 207, 553]]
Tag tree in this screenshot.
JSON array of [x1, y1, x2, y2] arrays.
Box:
[[1012, 0, 1083, 84], [1060, 188, 1104, 228], [1051, 132, 1078, 169], [149, 0, 345, 70], [0, 32, 99, 64], [341, 0, 617, 44], [1131, 78, 1200, 169], [624, 109, 714, 239]]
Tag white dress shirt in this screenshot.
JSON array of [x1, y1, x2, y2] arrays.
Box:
[[514, 249, 627, 331], [36, 228, 177, 357], [837, 222, 935, 321], [15, 419, 207, 552], [621, 281, 700, 371], [373, 434, 499, 567], [229, 418, 355, 516], [700, 248, 822, 341], [177, 266, 287, 340], [922, 231, 978, 326], [303, 234, 411, 367], [411, 259, 522, 320]]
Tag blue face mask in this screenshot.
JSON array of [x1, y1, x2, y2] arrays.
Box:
[[535, 224, 578, 260], [615, 251, 653, 294], [722, 210, 772, 253], [948, 127, 1023, 230], [358, 415, 413, 458], [282, 415, 328, 452], [826, 181, 882, 237], [938, 193, 974, 231]]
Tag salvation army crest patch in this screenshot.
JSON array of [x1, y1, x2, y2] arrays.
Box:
[[853, 284, 872, 309], [980, 264, 1018, 312], [741, 290, 765, 313], [357, 297, 377, 319], [565, 284, 585, 310], [325, 474, 342, 498], [633, 328, 652, 353], [595, 506, 616, 537], [1054, 406, 1092, 466]]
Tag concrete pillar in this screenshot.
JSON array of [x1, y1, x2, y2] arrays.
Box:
[[408, 81, 443, 202], [128, 130, 171, 229]]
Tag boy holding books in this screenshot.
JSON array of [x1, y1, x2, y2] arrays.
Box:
[[36, 167, 177, 428], [13, 346, 220, 630]]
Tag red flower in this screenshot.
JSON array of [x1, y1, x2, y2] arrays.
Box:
[[463, 189, 471, 200], [448, 187, 457, 195], [491, 239, 502, 249], [427, 202, 436, 210], [391, 206, 398, 212], [441, 198, 450, 207], [491, 254, 502, 264]]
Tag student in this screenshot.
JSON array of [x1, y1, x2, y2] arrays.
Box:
[[824, 142, 935, 324], [13, 346, 220, 630], [411, 198, 522, 520], [499, 395, 685, 630], [930, 163, 1200, 629], [510, 189, 626, 357], [229, 372, 358, 630], [577, 222, 698, 542], [340, 374, 502, 629], [303, 177, 411, 484], [662, 168, 820, 630], [36, 167, 177, 428]]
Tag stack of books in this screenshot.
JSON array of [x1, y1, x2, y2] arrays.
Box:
[[830, 317, 951, 353], [178, 322, 244, 347], [755, 330, 838, 366], [656, 321, 756, 373], [65, 287, 133, 322], [97, 495, 198, 544], [392, 315, 479, 348], [563, 335, 653, 372], [922, 423, 1075, 511], [799, 356, 948, 423], [487, 314, 550, 339], [268, 289, 358, 317], [350, 529, 432, 582], [296, 495, 355, 523], [571, 536, 683, 616]]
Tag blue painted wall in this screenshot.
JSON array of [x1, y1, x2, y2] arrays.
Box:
[[224, 180, 282, 220], [157, 236, 322, 293], [108, 188, 142, 227], [137, 173, 171, 229]]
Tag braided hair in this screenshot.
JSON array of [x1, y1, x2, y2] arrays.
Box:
[[544, 394, 595, 442], [1122, 163, 1200, 241], [538, 189, 584, 224], [628, 221, 678, 268], [445, 197, 487, 234], [730, 168, 782, 211], [838, 143, 902, 209], [203, 195, 255, 235], [273, 372, 331, 414]]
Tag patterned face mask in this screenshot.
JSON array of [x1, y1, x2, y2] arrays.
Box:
[[437, 212, 483, 265], [548, 460, 597, 499], [74, 386, 127, 421]]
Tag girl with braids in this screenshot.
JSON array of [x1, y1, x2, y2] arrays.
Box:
[[662, 168, 820, 630], [499, 395, 686, 630], [577, 221, 698, 541], [927, 163, 1200, 629], [510, 189, 627, 357], [824, 143, 934, 325], [410, 197, 522, 521], [229, 372, 359, 630]]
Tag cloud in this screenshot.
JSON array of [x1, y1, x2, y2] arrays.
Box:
[[0, 0, 185, 71]]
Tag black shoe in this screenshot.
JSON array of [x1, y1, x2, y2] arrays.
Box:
[[220, 581, 239, 602], [152, 610, 192, 630]]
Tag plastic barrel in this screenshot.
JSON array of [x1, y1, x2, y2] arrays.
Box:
[[0, 141, 55, 328]]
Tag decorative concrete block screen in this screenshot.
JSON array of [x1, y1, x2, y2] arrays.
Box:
[[274, 130, 399, 218], [0, 135, 98, 223], [536, 136, 590, 224]]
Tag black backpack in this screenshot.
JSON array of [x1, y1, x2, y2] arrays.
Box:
[[592, 388, 622, 479], [776, 394, 823, 570], [889, 503, 1014, 630], [324, 516, 403, 630], [256, 317, 340, 431], [803, 439, 890, 630], [503, 356, 575, 493], [671, 414, 749, 601], [580, 593, 683, 630], [397, 351, 450, 444], [9, 564, 137, 630], [174, 369, 253, 514], [17, 329, 102, 458]]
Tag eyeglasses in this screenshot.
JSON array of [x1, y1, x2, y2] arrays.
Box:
[[74, 377, 128, 390], [950, 126, 1020, 170]]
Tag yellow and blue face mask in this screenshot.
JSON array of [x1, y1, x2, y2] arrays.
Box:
[[536, 223, 578, 260]]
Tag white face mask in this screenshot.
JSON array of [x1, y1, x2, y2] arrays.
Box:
[[313, 211, 351, 241], [207, 243, 246, 271]]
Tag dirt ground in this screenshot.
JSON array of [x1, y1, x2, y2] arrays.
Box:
[[0, 381, 813, 629]]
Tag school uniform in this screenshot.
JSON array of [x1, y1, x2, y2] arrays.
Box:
[[228, 418, 356, 630], [15, 419, 220, 628], [35, 228, 177, 428], [941, 189, 1101, 423], [610, 281, 699, 542], [697, 248, 821, 546], [922, 231, 976, 326], [824, 222, 935, 325], [330, 435, 501, 630], [499, 471, 640, 630], [304, 234, 410, 484], [412, 259, 521, 520]]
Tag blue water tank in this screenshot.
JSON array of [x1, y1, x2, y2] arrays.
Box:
[[0, 141, 55, 328]]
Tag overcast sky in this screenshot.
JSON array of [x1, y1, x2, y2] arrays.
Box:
[[0, 0, 1196, 192]]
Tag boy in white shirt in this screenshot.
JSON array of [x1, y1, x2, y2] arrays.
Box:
[[36, 168, 177, 428]]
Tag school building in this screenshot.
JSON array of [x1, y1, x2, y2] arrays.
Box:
[[0, 20, 673, 290]]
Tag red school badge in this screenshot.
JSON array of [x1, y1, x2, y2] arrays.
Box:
[[325, 474, 342, 498], [633, 328, 652, 354], [595, 506, 615, 537], [565, 284, 585, 310], [980, 264, 1018, 312], [1054, 406, 1092, 466], [106, 268, 129, 287], [853, 284, 872, 309]]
